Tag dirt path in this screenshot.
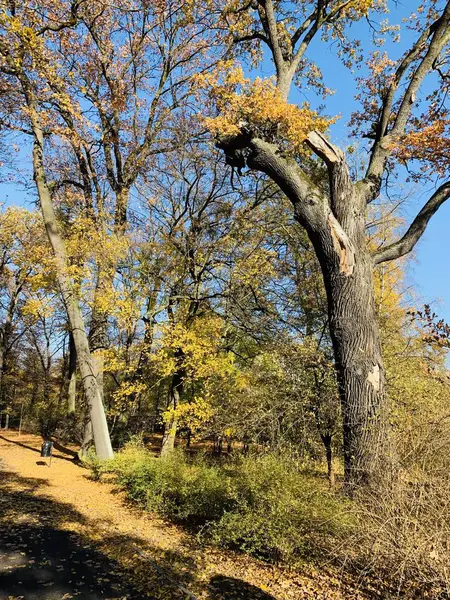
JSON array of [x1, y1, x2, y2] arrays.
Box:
[[0, 431, 370, 600]]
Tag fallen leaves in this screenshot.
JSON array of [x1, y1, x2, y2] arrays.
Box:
[[0, 431, 372, 599]]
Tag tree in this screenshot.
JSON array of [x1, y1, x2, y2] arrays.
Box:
[[28, 0, 228, 407], [204, 0, 450, 487], [0, 3, 114, 459], [0, 208, 49, 407]]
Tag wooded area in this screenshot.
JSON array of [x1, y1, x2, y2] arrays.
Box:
[[1, 0, 450, 597]]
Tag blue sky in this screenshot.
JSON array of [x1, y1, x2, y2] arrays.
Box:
[[1, 1, 449, 322]]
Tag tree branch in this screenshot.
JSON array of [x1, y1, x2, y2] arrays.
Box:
[[364, 3, 450, 199], [373, 181, 450, 264], [258, 0, 285, 76], [306, 130, 344, 165]]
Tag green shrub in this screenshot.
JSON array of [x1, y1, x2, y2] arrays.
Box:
[[208, 454, 353, 562], [83, 448, 114, 481], [110, 443, 353, 564], [113, 445, 237, 523]]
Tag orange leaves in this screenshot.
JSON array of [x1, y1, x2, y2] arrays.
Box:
[[201, 65, 335, 155], [395, 116, 450, 180], [340, 0, 384, 19]]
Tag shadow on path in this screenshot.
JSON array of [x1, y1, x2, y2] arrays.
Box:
[[209, 575, 278, 599], [0, 471, 143, 600], [0, 469, 278, 600], [0, 434, 77, 463]]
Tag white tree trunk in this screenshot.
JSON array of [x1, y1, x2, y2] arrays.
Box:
[[28, 99, 113, 460]]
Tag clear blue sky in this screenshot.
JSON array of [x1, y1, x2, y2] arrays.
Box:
[[1, 1, 449, 322]]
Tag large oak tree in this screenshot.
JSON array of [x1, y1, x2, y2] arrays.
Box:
[[208, 0, 450, 486]]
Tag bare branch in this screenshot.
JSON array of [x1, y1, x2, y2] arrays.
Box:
[[258, 0, 285, 76], [36, 0, 83, 36], [306, 131, 344, 165], [373, 181, 450, 264]]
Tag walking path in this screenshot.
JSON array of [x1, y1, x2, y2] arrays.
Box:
[[0, 431, 368, 599]]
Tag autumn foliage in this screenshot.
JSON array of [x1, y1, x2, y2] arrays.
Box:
[[1, 0, 450, 596]]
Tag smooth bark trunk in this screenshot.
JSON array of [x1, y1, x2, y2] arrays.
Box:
[[161, 371, 182, 456], [88, 188, 130, 402], [80, 420, 94, 457], [28, 99, 113, 460], [68, 332, 76, 414]]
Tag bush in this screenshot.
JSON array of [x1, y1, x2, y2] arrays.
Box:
[[344, 430, 450, 596], [208, 453, 353, 562], [110, 442, 353, 564], [83, 448, 113, 481]]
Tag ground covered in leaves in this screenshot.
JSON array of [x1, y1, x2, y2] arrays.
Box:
[[0, 431, 379, 599]]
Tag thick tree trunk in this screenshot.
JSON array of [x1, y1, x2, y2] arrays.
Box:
[[28, 104, 113, 460], [220, 133, 391, 488], [318, 243, 387, 488], [80, 420, 94, 457]]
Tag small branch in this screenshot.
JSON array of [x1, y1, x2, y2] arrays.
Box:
[[233, 31, 270, 46], [364, 3, 450, 195], [37, 0, 82, 35]]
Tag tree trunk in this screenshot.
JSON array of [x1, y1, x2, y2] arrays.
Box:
[[0, 335, 6, 405], [68, 332, 76, 414], [0, 288, 15, 402], [88, 279, 109, 402], [321, 433, 335, 488], [27, 97, 113, 460], [317, 242, 387, 489], [88, 187, 130, 402], [160, 371, 182, 456], [80, 420, 94, 457]]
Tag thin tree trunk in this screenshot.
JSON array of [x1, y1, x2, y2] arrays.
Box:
[[68, 332, 76, 414], [161, 370, 182, 456], [321, 434, 335, 488], [88, 280, 108, 402], [0, 288, 15, 401], [88, 187, 130, 402], [0, 336, 6, 404], [26, 91, 113, 460]]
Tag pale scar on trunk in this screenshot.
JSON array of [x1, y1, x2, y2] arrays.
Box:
[[367, 364, 381, 392], [328, 213, 355, 276]]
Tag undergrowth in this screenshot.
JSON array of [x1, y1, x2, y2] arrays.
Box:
[[102, 438, 353, 564]]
